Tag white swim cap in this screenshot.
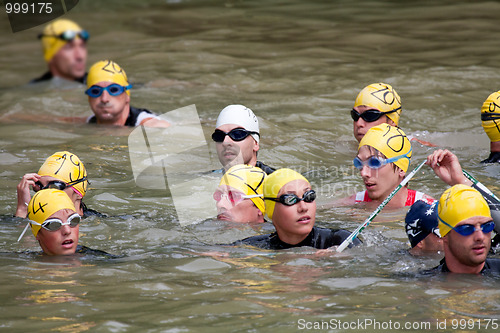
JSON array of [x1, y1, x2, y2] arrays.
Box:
[[215, 105, 260, 143]]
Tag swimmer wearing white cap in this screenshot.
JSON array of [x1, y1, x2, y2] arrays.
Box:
[[212, 104, 275, 174]]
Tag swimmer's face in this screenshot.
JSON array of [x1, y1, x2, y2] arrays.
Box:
[[36, 208, 79, 255], [49, 38, 87, 80], [88, 81, 130, 125], [352, 105, 394, 142], [215, 185, 263, 223], [272, 179, 316, 244], [357, 145, 404, 202], [215, 124, 259, 170]]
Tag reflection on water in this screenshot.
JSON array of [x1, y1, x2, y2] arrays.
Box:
[[1, 0, 500, 331]]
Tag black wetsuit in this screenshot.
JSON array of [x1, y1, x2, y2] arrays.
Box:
[[81, 202, 107, 218], [429, 258, 500, 275], [481, 151, 500, 163], [87, 106, 156, 127], [255, 161, 276, 175], [232, 226, 361, 250], [75, 245, 120, 258], [30, 71, 87, 84]]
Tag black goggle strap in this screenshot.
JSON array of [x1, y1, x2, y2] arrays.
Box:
[[481, 113, 500, 121]]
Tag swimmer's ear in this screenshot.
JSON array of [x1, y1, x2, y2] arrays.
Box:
[[253, 140, 260, 153], [398, 168, 405, 178]]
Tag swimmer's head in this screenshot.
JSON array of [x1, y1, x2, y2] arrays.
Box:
[[437, 184, 491, 237], [263, 168, 309, 219], [354, 83, 402, 125], [87, 60, 130, 96], [38, 151, 88, 197], [405, 200, 440, 248], [219, 164, 267, 213], [358, 123, 412, 173], [480, 90, 500, 142], [27, 189, 76, 237], [215, 105, 260, 143], [40, 19, 87, 63]]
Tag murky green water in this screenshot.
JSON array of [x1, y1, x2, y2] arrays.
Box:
[[1, 0, 499, 331]]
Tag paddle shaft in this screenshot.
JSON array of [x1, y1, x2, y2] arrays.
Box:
[[462, 170, 500, 202], [336, 160, 426, 253]]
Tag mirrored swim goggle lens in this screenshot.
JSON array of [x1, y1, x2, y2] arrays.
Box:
[[453, 221, 495, 236], [85, 84, 131, 98], [38, 30, 90, 41], [351, 109, 386, 122], [211, 128, 258, 142], [41, 213, 81, 231]]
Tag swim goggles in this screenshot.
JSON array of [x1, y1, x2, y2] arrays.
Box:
[[353, 149, 412, 170], [351, 108, 397, 122], [31, 213, 81, 232], [85, 84, 132, 98], [34, 177, 88, 192], [38, 30, 90, 42], [481, 113, 500, 121], [265, 190, 316, 206], [213, 190, 262, 204], [212, 128, 260, 143], [439, 219, 495, 237]]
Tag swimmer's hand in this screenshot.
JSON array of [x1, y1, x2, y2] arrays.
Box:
[[315, 246, 338, 255], [16, 173, 41, 217]]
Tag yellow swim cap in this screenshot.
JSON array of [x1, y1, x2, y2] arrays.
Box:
[[40, 19, 85, 62], [27, 189, 76, 237], [219, 164, 267, 213], [263, 168, 309, 219], [38, 151, 88, 197], [358, 123, 412, 172], [437, 184, 491, 237], [481, 90, 500, 143], [354, 83, 402, 125], [87, 60, 130, 96]]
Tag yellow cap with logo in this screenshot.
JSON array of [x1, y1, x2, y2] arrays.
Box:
[[87, 60, 130, 95], [40, 19, 84, 62], [219, 164, 267, 213], [27, 189, 76, 237], [263, 168, 308, 219], [38, 151, 88, 197], [354, 83, 402, 125], [480, 90, 500, 142], [437, 184, 491, 237], [358, 123, 412, 172]]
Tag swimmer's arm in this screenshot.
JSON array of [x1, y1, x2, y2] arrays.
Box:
[[410, 137, 437, 147], [139, 117, 171, 128]]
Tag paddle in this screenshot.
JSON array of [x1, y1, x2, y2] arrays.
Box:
[[462, 169, 500, 202], [336, 160, 426, 253]]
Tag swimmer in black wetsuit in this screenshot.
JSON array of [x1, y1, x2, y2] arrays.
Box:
[[31, 19, 88, 84], [233, 168, 361, 250], [480, 90, 500, 163], [15, 151, 105, 219], [85, 60, 170, 127], [18, 189, 112, 257], [212, 104, 275, 174]]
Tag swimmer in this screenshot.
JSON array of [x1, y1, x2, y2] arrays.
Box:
[[426, 149, 500, 249], [348, 124, 434, 208], [233, 168, 361, 250], [480, 90, 500, 163], [212, 105, 275, 174], [18, 189, 113, 257], [351, 82, 435, 146], [214, 164, 266, 223], [427, 185, 500, 274], [32, 19, 88, 84], [86, 60, 170, 127], [15, 151, 102, 219], [405, 200, 443, 256]]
